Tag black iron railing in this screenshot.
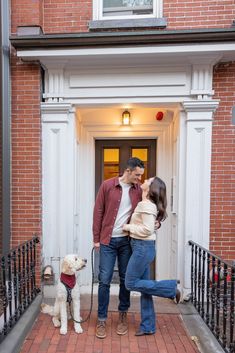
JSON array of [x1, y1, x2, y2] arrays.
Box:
[[0, 236, 40, 343], [189, 240, 235, 353]]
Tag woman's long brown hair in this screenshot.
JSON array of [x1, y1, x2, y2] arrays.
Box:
[[148, 177, 167, 222]]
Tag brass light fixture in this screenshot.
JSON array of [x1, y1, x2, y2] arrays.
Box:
[[122, 110, 131, 125]]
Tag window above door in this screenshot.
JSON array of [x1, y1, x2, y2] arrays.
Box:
[[90, 0, 166, 29], [103, 0, 155, 19]]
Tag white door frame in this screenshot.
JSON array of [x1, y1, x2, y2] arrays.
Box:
[[76, 109, 176, 291]]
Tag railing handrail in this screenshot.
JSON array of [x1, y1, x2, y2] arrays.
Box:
[[0, 235, 40, 259], [188, 240, 235, 269]]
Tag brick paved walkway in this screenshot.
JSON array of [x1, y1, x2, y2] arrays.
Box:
[[19, 304, 200, 353]]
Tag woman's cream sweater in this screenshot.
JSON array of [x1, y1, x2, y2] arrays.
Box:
[[123, 200, 157, 241]]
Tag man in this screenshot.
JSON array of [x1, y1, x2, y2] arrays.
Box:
[[93, 157, 145, 339]]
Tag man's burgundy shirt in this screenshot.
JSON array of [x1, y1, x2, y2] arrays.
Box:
[[93, 177, 142, 245]]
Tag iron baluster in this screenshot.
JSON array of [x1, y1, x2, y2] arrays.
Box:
[[12, 250, 18, 323], [230, 267, 235, 353], [215, 259, 221, 339], [194, 245, 198, 308], [198, 248, 202, 314], [22, 244, 27, 310], [7, 253, 13, 329], [1, 256, 7, 337], [32, 237, 37, 297], [206, 253, 211, 325], [201, 250, 206, 320], [26, 242, 30, 306], [30, 240, 34, 301], [190, 243, 194, 302], [222, 264, 228, 348], [211, 256, 216, 333], [17, 247, 22, 316]]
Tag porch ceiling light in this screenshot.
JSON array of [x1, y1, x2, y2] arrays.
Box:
[[122, 110, 131, 125]]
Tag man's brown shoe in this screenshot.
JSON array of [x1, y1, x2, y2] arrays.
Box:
[[116, 312, 128, 335], [96, 320, 106, 339]]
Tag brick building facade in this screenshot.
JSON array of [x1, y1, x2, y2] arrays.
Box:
[[6, 0, 235, 294]]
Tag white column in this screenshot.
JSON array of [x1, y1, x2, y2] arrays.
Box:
[[41, 103, 76, 282], [181, 100, 219, 297]]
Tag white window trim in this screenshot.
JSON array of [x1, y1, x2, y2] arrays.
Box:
[[93, 0, 163, 21]]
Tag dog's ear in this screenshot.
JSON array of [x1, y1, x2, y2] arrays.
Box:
[[61, 258, 71, 274]]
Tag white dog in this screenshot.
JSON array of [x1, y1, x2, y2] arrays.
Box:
[[41, 254, 87, 335]]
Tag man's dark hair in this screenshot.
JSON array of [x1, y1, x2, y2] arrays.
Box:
[[126, 157, 144, 170]]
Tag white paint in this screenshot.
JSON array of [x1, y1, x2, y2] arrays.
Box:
[[41, 103, 77, 281], [181, 100, 219, 297], [17, 42, 235, 60]]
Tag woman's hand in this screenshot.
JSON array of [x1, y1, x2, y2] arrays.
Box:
[[155, 220, 161, 230], [122, 224, 130, 234], [123, 224, 128, 231]]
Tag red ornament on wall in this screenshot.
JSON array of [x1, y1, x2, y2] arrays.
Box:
[[156, 111, 164, 121]]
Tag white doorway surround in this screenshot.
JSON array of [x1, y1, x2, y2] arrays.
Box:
[[41, 99, 218, 298], [19, 42, 225, 296]]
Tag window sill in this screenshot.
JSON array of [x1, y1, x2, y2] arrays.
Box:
[[89, 17, 167, 30]]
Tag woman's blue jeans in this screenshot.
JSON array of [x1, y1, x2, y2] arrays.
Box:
[[98, 236, 132, 321], [125, 238, 177, 333]]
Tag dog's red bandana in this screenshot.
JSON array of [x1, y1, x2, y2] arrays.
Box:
[[60, 273, 76, 289]]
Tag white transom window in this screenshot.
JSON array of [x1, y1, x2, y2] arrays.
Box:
[[93, 0, 162, 20]]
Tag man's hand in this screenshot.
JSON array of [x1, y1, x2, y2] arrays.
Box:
[[93, 242, 100, 250]]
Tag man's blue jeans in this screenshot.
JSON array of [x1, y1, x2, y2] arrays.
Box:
[[125, 238, 177, 333], [98, 236, 132, 321]]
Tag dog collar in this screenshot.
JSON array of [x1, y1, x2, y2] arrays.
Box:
[[60, 273, 76, 289]]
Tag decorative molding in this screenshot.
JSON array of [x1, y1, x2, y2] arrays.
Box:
[[182, 100, 219, 117], [44, 69, 64, 102], [195, 127, 204, 133], [41, 102, 73, 113], [191, 63, 214, 99], [41, 103, 75, 123]]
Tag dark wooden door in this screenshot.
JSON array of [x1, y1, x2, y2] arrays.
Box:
[[94, 139, 157, 281]]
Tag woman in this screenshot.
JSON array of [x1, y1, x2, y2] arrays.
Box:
[[123, 176, 180, 336]]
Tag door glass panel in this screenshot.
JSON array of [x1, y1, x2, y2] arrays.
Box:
[[132, 148, 148, 181], [103, 148, 120, 180]]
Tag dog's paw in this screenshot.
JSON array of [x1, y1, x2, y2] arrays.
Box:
[[41, 303, 49, 313], [75, 324, 83, 334], [40, 303, 46, 311], [60, 327, 67, 335], [52, 317, 61, 327]]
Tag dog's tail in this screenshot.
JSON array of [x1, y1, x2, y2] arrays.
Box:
[[41, 303, 56, 316]]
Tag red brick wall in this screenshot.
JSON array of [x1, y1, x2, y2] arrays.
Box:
[[210, 62, 235, 261], [43, 0, 235, 33], [11, 55, 42, 246], [165, 0, 235, 29], [11, 0, 235, 34], [11, 0, 43, 35], [11, 53, 42, 282], [43, 0, 92, 33]]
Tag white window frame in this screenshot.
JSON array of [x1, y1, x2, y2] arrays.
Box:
[[93, 0, 163, 21]]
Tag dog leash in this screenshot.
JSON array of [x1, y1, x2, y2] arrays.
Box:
[[67, 247, 95, 324]]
